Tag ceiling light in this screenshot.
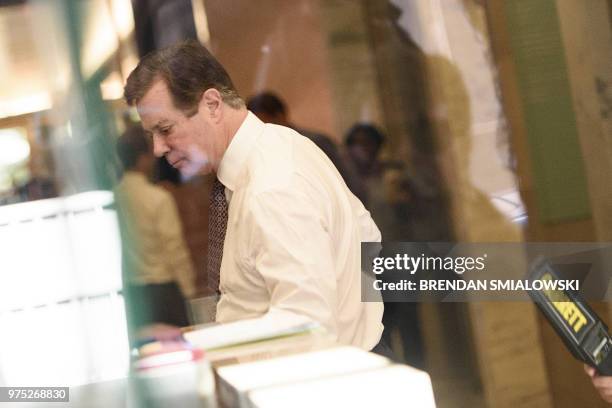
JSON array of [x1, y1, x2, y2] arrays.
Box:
[[0, 128, 30, 167]]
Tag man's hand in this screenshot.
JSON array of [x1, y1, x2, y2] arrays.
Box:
[[136, 323, 183, 342], [585, 364, 612, 403]]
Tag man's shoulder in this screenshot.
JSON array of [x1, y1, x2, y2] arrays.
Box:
[[245, 124, 298, 192], [294, 127, 331, 144], [238, 124, 336, 199]]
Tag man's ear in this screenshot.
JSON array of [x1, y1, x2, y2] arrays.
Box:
[[200, 88, 223, 121]]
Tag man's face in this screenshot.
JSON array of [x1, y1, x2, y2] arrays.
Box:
[[348, 132, 379, 168], [137, 80, 218, 179]]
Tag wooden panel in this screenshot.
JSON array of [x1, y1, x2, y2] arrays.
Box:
[[485, 0, 612, 406], [503, 0, 591, 223], [204, 0, 339, 139]]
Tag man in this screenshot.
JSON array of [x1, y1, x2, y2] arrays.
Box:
[[124, 40, 384, 351], [115, 126, 195, 331]]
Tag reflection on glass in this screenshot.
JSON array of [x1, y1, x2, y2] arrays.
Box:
[[0, 0, 130, 389], [0, 192, 127, 386]]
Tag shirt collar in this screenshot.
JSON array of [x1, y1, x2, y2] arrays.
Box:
[[217, 111, 264, 192]]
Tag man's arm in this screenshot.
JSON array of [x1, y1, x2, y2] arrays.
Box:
[[249, 185, 339, 340]]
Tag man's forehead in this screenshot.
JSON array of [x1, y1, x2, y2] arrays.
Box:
[[136, 107, 165, 132], [135, 83, 174, 126], [137, 104, 169, 119], [136, 81, 172, 112]]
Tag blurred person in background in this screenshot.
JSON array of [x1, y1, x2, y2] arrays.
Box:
[[15, 176, 57, 202], [115, 126, 195, 336], [343, 125, 433, 367], [154, 157, 214, 301], [344, 123, 386, 206], [373, 161, 427, 368]]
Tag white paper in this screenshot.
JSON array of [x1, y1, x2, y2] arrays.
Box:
[[183, 309, 319, 351]]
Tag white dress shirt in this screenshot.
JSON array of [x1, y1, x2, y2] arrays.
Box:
[[216, 112, 384, 350], [115, 172, 195, 297]]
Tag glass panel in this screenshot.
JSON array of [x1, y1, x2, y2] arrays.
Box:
[[0, 0, 128, 388], [2, 0, 611, 406]]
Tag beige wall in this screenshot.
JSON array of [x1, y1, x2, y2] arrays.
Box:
[[204, 0, 340, 140]]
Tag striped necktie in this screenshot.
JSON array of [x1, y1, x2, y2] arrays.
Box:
[[207, 178, 228, 298]]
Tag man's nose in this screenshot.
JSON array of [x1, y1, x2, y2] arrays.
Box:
[[152, 134, 169, 157]]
